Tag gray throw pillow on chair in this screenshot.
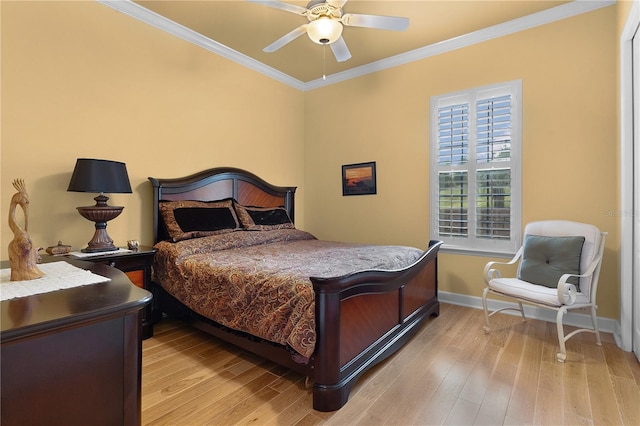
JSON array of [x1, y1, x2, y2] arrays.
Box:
[[518, 234, 585, 290]]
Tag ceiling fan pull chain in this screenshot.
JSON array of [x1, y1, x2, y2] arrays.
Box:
[[323, 44, 327, 80]]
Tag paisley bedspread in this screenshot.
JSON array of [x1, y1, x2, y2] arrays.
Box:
[[152, 229, 423, 360]]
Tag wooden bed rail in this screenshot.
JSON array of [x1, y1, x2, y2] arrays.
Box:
[[311, 240, 442, 411], [311, 240, 442, 295]]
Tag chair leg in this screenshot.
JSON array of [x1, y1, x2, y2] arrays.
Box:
[[591, 305, 602, 346], [482, 287, 491, 333], [556, 307, 567, 363], [517, 301, 526, 321]]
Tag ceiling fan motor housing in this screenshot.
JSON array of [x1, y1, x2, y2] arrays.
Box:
[[305, 2, 343, 44]]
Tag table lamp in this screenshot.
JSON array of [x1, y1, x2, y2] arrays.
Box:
[[67, 158, 132, 252]]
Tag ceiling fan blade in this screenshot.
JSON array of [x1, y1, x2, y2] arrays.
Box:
[[342, 13, 409, 31], [330, 36, 351, 62], [247, 0, 308, 16], [327, 0, 348, 8], [263, 25, 308, 52]]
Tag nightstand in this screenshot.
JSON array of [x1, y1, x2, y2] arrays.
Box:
[[72, 246, 157, 339]]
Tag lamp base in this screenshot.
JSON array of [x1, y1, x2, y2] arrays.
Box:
[[82, 248, 118, 253], [76, 195, 124, 253], [81, 233, 119, 253], [82, 247, 119, 253]]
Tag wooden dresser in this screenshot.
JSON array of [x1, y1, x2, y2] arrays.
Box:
[[0, 259, 152, 426]]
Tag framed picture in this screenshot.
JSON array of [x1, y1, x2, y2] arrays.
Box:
[[342, 161, 377, 196]]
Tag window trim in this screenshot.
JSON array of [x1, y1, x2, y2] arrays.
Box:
[[430, 80, 522, 256]]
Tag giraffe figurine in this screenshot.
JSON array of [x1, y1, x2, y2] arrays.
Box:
[[8, 179, 44, 281]]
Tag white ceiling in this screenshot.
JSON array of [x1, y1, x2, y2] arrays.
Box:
[[101, 0, 614, 89]]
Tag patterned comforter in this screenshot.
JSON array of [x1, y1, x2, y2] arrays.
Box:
[[152, 229, 423, 360]]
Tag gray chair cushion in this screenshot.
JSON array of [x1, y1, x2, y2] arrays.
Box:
[[518, 234, 585, 289]]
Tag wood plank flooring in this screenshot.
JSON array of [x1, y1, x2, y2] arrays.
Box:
[[141, 303, 640, 425]]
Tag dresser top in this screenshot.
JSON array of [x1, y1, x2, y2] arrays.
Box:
[[1, 258, 151, 341]]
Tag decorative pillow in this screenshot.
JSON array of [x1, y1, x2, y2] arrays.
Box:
[[159, 199, 240, 242], [234, 203, 294, 230], [518, 234, 585, 290]]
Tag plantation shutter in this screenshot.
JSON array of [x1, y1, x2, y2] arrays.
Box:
[[437, 103, 468, 166], [475, 94, 512, 241], [437, 103, 469, 237], [476, 95, 511, 163], [431, 80, 521, 254]]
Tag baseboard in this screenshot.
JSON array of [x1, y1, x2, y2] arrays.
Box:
[[439, 291, 618, 334], [612, 322, 628, 351]]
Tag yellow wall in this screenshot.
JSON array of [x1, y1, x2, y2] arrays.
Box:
[[304, 6, 620, 318], [1, 1, 305, 258]]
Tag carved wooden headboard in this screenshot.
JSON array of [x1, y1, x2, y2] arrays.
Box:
[[149, 167, 296, 243]]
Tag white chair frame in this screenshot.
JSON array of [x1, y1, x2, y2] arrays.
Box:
[[482, 222, 607, 362]]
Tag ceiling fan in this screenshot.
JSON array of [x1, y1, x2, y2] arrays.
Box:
[[248, 0, 409, 62]]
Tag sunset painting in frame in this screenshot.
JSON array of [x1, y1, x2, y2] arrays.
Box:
[[342, 162, 377, 196]]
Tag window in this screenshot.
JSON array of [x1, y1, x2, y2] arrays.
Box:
[[430, 80, 522, 255]]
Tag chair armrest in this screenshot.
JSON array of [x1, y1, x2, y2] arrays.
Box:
[[557, 275, 578, 305], [483, 247, 523, 285], [556, 254, 602, 305]]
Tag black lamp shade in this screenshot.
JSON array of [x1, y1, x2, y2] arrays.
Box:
[[67, 158, 132, 194]]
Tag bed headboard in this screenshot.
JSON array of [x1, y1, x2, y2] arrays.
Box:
[[149, 167, 297, 243]]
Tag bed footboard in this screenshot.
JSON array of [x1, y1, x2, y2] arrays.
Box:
[[310, 240, 442, 412]]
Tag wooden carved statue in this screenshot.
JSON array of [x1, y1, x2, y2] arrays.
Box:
[[8, 179, 44, 281]]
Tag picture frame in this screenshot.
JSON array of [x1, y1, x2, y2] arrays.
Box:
[[342, 161, 377, 196]]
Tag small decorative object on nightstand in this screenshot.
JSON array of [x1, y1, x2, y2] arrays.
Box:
[[71, 245, 157, 339], [45, 241, 73, 255]]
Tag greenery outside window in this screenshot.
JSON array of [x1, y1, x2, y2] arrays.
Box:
[[430, 80, 522, 255]]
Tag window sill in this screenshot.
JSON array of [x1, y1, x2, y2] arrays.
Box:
[[438, 244, 516, 259]]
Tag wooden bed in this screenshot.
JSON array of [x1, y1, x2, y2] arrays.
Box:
[[148, 167, 442, 412]]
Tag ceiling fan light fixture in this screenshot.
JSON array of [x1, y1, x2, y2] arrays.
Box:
[[307, 16, 342, 45]]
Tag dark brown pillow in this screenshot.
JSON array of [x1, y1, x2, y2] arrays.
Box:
[[159, 199, 240, 242], [234, 204, 294, 231]]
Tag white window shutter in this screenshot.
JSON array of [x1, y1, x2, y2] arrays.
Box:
[[431, 80, 522, 255]]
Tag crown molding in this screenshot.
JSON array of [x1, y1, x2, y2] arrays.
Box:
[[98, 0, 615, 92], [305, 0, 616, 90], [97, 0, 306, 91]]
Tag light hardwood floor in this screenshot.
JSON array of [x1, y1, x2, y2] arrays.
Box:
[[141, 303, 640, 425]]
